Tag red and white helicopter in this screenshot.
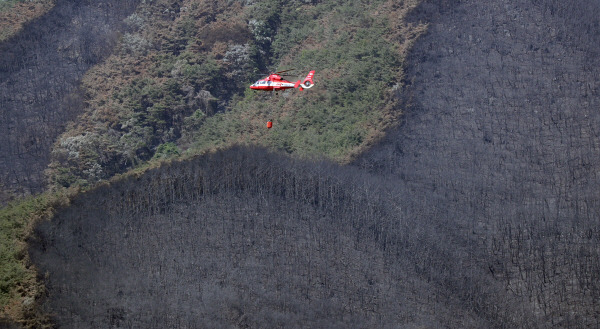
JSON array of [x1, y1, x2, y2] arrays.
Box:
[[250, 69, 315, 129], [250, 69, 315, 92]]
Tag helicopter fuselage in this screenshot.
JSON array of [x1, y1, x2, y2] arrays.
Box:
[[250, 75, 297, 91], [250, 71, 315, 91]]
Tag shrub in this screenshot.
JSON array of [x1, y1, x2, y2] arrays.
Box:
[[152, 142, 181, 160], [121, 33, 152, 55]]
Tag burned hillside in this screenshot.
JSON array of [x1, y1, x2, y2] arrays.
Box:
[[8, 0, 600, 327], [0, 0, 139, 202], [359, 0, 600, 326], [31, 147, 505, 328]]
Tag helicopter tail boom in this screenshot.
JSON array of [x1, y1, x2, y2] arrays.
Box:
[[295, 70, 315, 90]]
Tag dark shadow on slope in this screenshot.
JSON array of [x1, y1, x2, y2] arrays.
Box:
[[0, 0, 140, 203]]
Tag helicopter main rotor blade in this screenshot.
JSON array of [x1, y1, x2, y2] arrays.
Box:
[[251, 69, 297, 77], [274, 69, 296, 74]]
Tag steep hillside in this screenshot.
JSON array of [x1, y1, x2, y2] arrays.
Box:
[[0, 0, 424, 196], [358, 0, 600, 326], [1, 0, 425, 326], [2, 0, 600, 327], [45, 0, 424, 188], [0, 0, 139, 202]]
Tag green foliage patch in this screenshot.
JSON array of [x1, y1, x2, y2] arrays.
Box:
[[48, 0, 421, 186], [152, 142, 181, 160], [47, 1, 257, 187], [187, 0, 404, 161], [0, 193, 64, 327]]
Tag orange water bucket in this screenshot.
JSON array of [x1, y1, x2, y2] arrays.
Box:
[[267, 121, 273, 129]]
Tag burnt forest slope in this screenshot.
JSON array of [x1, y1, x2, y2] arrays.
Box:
[[0, 0, 139, 202], [358, 0, 600, 327], [18, 0, 600, 328], [30, 148, 495, 328]]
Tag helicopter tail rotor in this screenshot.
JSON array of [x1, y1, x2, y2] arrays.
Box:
[[297, 70, 315, 90]]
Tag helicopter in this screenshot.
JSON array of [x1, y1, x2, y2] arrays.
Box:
[[250, 69, 315, 92], [250, 70, 315, 129]]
